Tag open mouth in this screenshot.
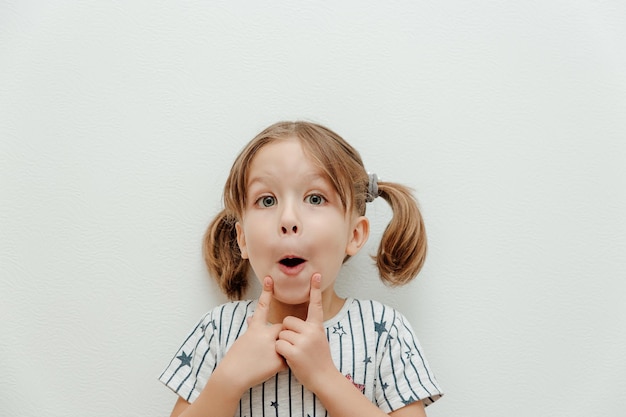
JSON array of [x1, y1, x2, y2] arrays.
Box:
[[279, 257, 306, 267]]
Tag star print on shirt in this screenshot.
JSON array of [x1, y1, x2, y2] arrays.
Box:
[[177, 351, 192, 367], [405, 350, 415, 359], [363, 356, 372, 365], [270, 401, 278, 408], [345, 374, 366, 393], [333, 323, 346, 337], [164, 350, 193, 386], [402, 396, 415, 405], [374, 321, 387, 337]]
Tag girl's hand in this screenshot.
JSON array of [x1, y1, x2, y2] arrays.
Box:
[[275, 274, 337, 393], [216, 276, 287, 393]]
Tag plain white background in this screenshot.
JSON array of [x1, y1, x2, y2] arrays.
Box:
[[1, 1, 625, 416]]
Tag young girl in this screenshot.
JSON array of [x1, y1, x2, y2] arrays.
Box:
[[160, 121, 443, 417]]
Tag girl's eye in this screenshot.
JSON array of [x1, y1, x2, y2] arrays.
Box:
[[257, 196, 276, 208], [306, 194, 326, 205]]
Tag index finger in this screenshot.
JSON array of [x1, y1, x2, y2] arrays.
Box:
[[251, 276, 274, 325], [306, 273, 324, 324]]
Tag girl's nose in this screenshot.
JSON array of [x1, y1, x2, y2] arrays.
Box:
[[281, 225, 298, 234], [279, 203, 301, 235], [278, 199, 302, 236]]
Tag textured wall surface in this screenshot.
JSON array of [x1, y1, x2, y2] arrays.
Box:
[[2, 1, 625, 416]]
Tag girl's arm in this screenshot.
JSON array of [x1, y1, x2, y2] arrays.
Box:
[[171, 381, 426, 417], [312, 369, 426, 417], [277, 274, 428, 417], [170, 277, 286, 417], [168, 364, 246, 417]]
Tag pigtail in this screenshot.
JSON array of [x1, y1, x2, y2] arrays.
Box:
[[203, 209, 249, 300], [373, 182, 427, 285]]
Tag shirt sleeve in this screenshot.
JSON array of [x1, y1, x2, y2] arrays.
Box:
[[159, 311, 218, 403], [376, 310, 443, 411]]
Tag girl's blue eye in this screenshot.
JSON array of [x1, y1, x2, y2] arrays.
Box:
[[306, 194, 326, 205], [258, 196, 276, 207]]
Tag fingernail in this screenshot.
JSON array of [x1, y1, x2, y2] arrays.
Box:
[[264, 276, 271, 287], [314, 274, 321, 283]]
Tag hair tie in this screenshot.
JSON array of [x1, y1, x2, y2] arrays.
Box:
[[366, 173, 380, 203]]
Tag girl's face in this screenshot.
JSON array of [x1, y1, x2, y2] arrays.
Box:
[[235, 136, 369, 314]]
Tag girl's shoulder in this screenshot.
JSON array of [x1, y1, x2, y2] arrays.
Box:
[[345, 298, 406, 315], [197, 299, 256, 329], [335, 298, 414, 328], [206, 299, 256, 314]]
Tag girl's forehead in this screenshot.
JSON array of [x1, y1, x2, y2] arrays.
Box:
[[233, 132, 357, 213], [246, 137, 328, 183]]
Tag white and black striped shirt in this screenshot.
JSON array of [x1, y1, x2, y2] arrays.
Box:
[[160, 298, 442, 416]]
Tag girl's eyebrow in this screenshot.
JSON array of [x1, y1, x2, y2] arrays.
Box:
[[248, 172, 328, 187], [246, 176, 268, 187], [246, 172, 278, 188], [302, 173, 329, 184]]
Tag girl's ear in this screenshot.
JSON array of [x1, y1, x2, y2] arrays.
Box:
[[235, 222, 249, 259], [346, 216, 370, 256]]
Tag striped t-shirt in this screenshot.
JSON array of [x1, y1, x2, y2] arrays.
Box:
[[160, 298, 442, 415]]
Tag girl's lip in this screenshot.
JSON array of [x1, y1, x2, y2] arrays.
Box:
[[277, 257, 307, 276]]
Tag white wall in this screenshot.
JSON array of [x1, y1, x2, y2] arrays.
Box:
[[2, 1, 625, 416]]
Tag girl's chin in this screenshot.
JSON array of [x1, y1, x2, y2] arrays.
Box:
[[270, 283, 311, 306]]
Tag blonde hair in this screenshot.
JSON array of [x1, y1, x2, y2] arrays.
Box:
[[204, 121, 427, 299]]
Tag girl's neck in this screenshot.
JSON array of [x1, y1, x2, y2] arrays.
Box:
[[267, 290, 345, 323]]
